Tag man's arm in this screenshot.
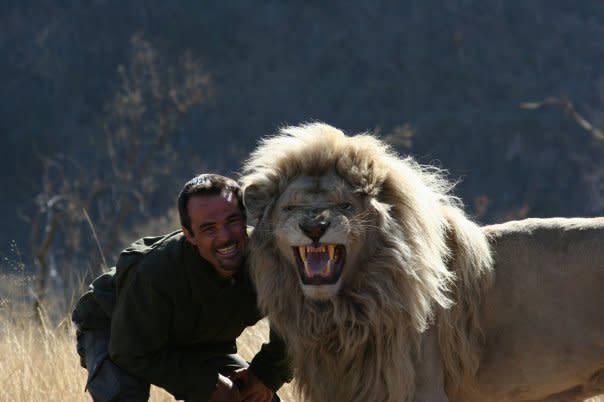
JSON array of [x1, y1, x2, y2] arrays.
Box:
[[229, 368, 274, 402], [109, 270, 224, 400], [209, 374, 242, 402], [246, 326, 293, 392]]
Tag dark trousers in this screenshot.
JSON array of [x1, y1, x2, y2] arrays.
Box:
[[76, 328, 282, 402], [77, 328, 150, 402]]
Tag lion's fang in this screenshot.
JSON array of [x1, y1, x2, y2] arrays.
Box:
[[304, 261, 312, 277]]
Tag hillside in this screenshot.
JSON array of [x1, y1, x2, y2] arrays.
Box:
[[2, 1, 604, 269]]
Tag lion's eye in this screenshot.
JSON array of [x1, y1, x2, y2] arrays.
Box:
[[338, 202, 352, 210], [283, 205, 296, 212]]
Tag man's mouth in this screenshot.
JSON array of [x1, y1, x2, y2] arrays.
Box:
[[216, 243, 239, 257], [292, 244, 346, 285]]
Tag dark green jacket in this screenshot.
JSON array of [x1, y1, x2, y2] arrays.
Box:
[[73, 230, 291, 401]]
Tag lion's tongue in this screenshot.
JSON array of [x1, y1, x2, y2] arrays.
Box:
[[305, 251, 330, 277]]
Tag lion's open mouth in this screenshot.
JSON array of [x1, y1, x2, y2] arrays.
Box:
[[292, 244, 346, 285]]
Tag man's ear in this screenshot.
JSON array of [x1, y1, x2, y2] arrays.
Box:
[[182, 227, 195, 245]]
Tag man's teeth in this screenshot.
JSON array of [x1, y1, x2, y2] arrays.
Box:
[[217, 244, 237, 255]]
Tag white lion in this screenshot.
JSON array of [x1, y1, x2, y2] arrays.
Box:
[[241, 122, 604, 402]]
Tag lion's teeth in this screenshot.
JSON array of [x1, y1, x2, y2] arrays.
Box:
[[307, 245, 325, 253], [299, 246, 306, 261], [304, 261, 311, 277], [328, 244, 335, 260]]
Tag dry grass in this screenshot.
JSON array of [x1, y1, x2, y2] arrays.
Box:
[[2, 319, 604, 402], [0, 250, 297, 401], [0, 317, 176, 401], [0, 266, 599, 402], [0, 318, 88, 401], [0, 313, 297, 401]]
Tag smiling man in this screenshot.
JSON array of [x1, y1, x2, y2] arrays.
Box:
[[72, 174, 291, 402]]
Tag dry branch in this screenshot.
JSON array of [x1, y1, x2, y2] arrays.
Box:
[[520, 96, 604, 143]]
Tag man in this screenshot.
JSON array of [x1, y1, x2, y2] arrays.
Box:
[[72, 173, 291, 402]]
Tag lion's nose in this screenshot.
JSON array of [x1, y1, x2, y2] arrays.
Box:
[[299, 219, 331, 243]]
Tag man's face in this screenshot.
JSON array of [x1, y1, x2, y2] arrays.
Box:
[[182, 191, 248, 278]]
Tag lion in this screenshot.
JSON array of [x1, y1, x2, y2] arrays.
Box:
[[241, 122, 604, 402]]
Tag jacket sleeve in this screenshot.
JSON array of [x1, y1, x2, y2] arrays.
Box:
[[108, 270, 220, 401], [248, 326, 293, 392], [71, 268, 116, 331]]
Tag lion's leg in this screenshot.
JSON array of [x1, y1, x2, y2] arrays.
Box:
[[414, 327, 450, 402]]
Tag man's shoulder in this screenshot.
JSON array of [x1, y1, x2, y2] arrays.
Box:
[[116, 230, 187, 289]]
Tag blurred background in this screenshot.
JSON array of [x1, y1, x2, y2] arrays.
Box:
[[1, 0, 604, 319]]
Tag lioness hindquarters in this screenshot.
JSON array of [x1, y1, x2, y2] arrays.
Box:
[[470, 217, 604, 402]]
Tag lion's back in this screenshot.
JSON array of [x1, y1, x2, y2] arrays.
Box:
[[471, 217, 604, 401]]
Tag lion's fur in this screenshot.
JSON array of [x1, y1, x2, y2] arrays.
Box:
[[241, 123, 494, 402]]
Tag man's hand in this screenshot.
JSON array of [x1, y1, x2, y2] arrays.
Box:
[[209, 373, 242, 402], [229, 368, 274, 402]]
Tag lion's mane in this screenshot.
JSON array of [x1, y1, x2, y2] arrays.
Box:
[[241, 123, 494, 402]]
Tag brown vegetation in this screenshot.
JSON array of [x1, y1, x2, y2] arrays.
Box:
[[25, 34, 209, 324], [0, 298, 296, 401]]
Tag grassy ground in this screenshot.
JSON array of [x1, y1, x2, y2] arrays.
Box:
[[0, 270, 297, 401], [0, 316, 297, 401], [3, 317, 603, 402], [0, 268, 601, 402]]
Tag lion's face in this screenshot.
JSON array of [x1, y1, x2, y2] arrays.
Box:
[[241, 123, 496, 402], [271, 172, 370, 299]]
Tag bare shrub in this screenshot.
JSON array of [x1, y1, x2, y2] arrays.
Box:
[[23, 34, 209, 323]]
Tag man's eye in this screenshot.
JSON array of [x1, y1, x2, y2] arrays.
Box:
[[338, 202, 352, 210]]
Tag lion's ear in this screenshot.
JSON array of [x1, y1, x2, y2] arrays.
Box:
[[242, 183, 275, 226]]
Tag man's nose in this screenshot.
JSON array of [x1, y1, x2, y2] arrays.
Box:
[[215, 225, 234, 242]]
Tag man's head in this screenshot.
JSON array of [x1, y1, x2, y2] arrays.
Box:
[[178, 174, 247, 278]]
